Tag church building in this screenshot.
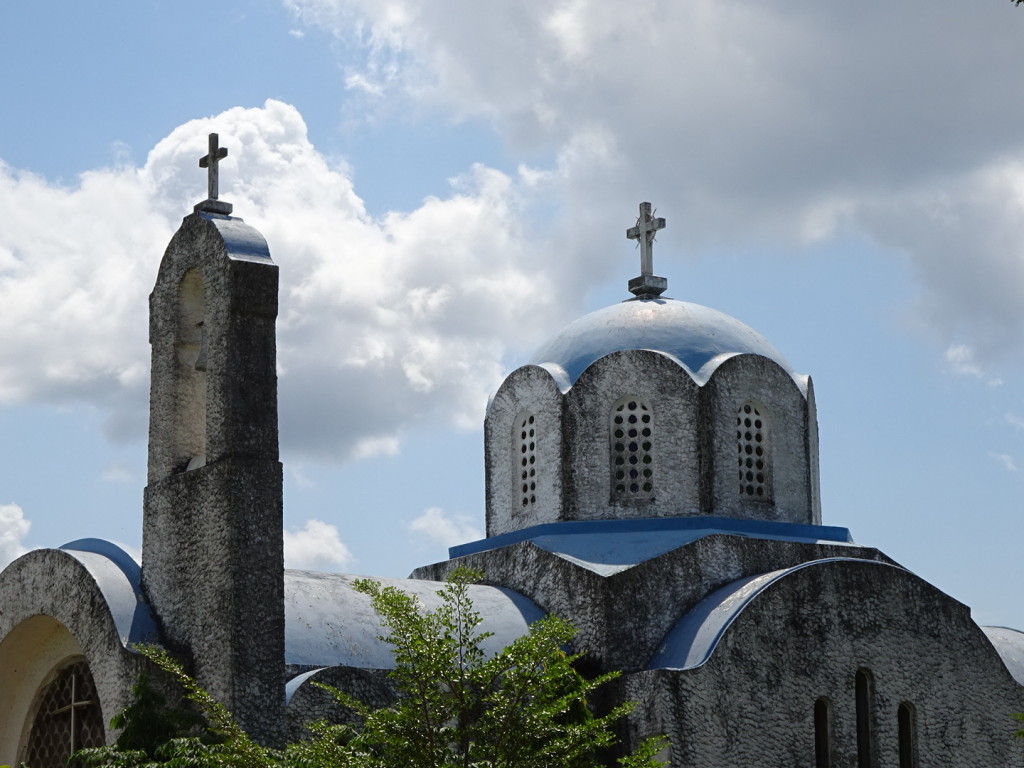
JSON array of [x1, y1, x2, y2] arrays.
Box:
[[0, 136, 1022, 767]]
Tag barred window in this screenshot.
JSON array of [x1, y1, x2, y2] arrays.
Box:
[[737, 402, 770, 500], [24, 660, 105, 768], [611, 397, 654, 500], [516, 413, 538, 510]]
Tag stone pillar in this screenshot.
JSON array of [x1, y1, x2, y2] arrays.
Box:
[[141, 211, 284, 745]]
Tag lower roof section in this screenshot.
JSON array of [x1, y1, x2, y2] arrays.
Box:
[[283, 571, 544, 669], [983, 626, 1024, 685], [449, 516, 854, 576]]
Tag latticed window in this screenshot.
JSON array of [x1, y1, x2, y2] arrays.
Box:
[[516, 413, 538, 510], [611, 397, 654, 500], [24, 660, 105, 768], [737, 402, 770, 500]]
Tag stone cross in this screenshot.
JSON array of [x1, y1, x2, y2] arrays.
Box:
[[200, 133, 228, 200], [626, 202, 668, 298], [195, 132, 234, 215]]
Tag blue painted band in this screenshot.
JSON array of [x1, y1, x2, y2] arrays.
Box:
[[449, 516, 853, 559]]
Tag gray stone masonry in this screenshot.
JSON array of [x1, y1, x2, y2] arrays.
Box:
[[616, 559, 1024, 767], [486, 350, 819, 536], [0, 549, 148, 763], [414, 534, 892, 674], [142, 211, 284, 745]]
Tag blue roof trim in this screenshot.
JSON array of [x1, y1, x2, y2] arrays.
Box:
[[449, 516, 853, 560], [59, 538, 159, 647], [60, 538, 142, 583], [202, 214, 274, 264], [648, 558, 904, 671]]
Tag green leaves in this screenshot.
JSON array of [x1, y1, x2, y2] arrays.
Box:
[[78, 569, 666, 768], [313, 567, 666, 768]]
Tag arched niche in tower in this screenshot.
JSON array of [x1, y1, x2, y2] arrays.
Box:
[[173, 268, 208, 471], [700, 353, 819, 525]]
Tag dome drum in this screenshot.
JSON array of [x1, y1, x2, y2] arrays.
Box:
[[485, 298, 820, 536], [485, 364, 566, 537], [702, 354, 820, 526]]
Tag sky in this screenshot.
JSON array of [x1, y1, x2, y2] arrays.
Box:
[[0, 0, 1023, 630]]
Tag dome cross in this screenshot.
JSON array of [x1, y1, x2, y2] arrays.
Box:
[[626, 202, 668, 298]]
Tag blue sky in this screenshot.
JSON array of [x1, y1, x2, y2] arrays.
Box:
[[1, 1, 1023, 630]]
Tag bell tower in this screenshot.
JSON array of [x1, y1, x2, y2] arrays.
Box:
[[141, 134, 284, 744]]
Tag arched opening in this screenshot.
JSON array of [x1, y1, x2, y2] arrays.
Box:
[[174, 268, 207, 471], [814, 696, 833, 768], [855, 668, 877, 768], [898, 701, 918, 768], [737, 401, 771, 501], [23, 659, 105, 768], [514, 413, 538, 512], [610, 396, 654, 501], [0, 616, 104, 766]]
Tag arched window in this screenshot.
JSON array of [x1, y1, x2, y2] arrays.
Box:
[[814, 697, 833, 768], [737, 402, 770, 500], [23, 660, 105, 768], [611, 397, 654, 500], [898, 701, 919, 768], [855, 668, 877, 768], [515, 413, 538, 510]]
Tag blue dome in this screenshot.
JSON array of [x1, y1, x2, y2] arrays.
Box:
[[528, 297, 794, 386]]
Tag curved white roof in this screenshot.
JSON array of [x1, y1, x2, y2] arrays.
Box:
[[284, 571, 544, 669], [982, 626, 1024, 685], [528, 297, 796, 387]]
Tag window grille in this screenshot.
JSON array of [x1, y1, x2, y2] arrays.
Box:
[[611, 397, 654, 500], [737, 402, 770, 499], [516, 414, 538, 510], [24, 660, 105, 768]]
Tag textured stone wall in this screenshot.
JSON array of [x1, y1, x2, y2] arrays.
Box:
[[485, 350, 818, 535], [142, 212, 284, 745], [564, 350, 701, 521], [618, 559, 1024, 767], [485, 365, 565, 536], [285, 667, 396, 742], [415, 535, 892, 674], [0, 550, 147, 762], [702, 354, 818, 525]]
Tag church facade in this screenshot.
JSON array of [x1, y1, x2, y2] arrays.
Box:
[[0, 139, 1022, 767]]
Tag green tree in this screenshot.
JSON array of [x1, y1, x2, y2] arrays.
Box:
[[79, 568, 666, 768], [106, 672, 209, 757]]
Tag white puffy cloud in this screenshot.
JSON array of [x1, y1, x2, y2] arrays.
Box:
[[7, 2, 1024, 465], [0, 101, 564, 459], [284, 0, 1024, 366], [284, 518, 353, 571], [0, 504, 30, 569], [408, 506, 482, 549]]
